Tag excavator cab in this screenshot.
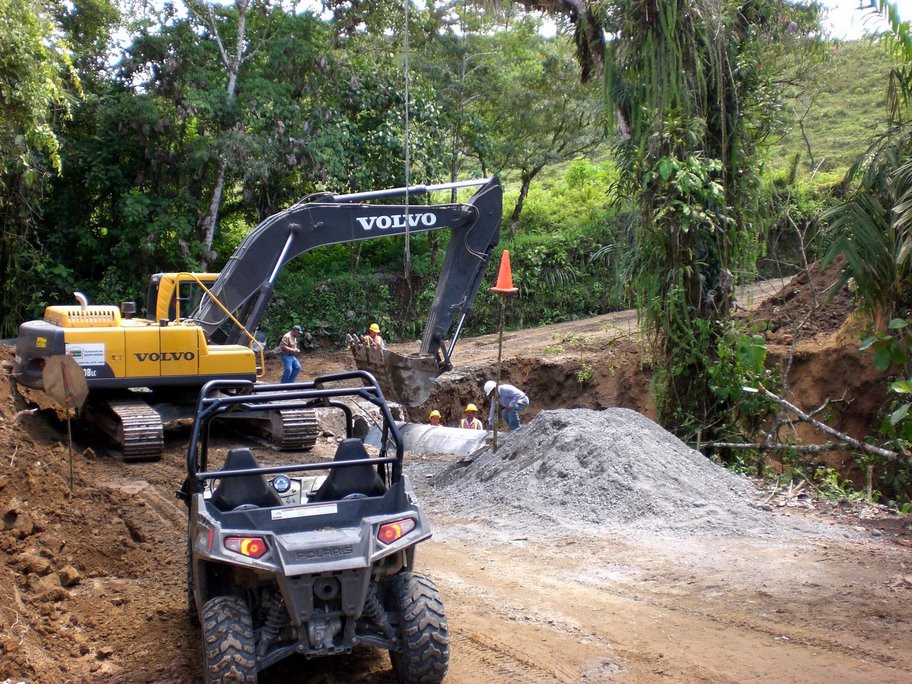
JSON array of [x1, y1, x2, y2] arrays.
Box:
[[146, 272, 219, 323]]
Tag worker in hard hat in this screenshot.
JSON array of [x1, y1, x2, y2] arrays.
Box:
[[484, 380, 529, 431], [460, 404, 484, 430], [364, 322, 385, 349], [428, 409, 442, 427]]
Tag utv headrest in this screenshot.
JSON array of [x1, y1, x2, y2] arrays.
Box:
[[310, 439, 386, 502], [211, 448, 282, 511]]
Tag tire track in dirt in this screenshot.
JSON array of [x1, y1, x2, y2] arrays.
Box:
[[427, 555, 616, 683], [452, 630, 585, 683], [94, 473, 186, 532], [545, 549, 911, 679], [424, 536, 912, 683]]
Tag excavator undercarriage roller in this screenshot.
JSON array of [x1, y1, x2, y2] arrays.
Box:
[[84, 399, 319, 460], [232, 407, 319, 451], [84, 400, 165, 462]]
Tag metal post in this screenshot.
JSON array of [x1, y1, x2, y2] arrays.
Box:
[[66, 406, 74, 493], [492, 296, 507, 453]]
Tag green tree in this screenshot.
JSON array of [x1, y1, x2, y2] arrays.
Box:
[[823, 0, 912, 326], [467, 12, 605, 233], [33, 2, 451, 313], [407, 1, 491, 189], [0, 0, 79, 335], [517, 0, 822, 439]]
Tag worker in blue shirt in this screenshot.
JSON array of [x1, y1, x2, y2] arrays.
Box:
[[484, 380, 529, 431]]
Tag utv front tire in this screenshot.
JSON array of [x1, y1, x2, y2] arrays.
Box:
[[388, 572, 449, 684], [200, 595, 257, 683]]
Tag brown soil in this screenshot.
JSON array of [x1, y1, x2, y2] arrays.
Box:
[[2, 271, 911, 683]]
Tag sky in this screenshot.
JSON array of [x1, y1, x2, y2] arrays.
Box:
[[818, 0, 907, 39]]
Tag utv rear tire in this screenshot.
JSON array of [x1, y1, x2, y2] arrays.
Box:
[[388, 572, 449, 684], [200, 595, 257, 683]]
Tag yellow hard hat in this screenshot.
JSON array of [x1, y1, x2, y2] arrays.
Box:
[[429, 410, 441, 418], [465, 403, 478, 412], [369, 323, 380, 333]]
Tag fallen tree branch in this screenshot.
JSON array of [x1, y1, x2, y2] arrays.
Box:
[[700, 441, 859, 454], [702, 385, 905, 463], [753, 385, 899, 459]]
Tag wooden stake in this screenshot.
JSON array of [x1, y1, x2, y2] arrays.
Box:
[[492, 295, 507, 453]]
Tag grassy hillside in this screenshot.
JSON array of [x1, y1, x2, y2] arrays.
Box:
[[767, 39, 899, 177], [509, 40, 898, 188]]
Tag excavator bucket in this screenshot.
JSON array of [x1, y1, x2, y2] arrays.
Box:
[[350, 344, 439, 406], [343, 179, 502, 406]]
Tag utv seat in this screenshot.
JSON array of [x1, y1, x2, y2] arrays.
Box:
[[211, 448, 282, 512], [310, 438, 386, 502]]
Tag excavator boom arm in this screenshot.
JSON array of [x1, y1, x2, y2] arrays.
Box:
[[194, 178, 502, 367]]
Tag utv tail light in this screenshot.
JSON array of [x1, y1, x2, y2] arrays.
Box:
[[377, 518, 416, 545], [224, 536, 268, 559]]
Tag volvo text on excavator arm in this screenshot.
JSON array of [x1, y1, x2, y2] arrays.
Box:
[[192, 177, 502, 403]]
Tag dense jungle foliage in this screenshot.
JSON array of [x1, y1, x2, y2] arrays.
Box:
[[4, 0, 912, 500], [0, 1, 898, 342]]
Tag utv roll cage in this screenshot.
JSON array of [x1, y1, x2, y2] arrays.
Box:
[[184, 370, 404, 497]]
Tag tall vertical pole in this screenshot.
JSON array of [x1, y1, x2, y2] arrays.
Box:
[[488, 250, 518, 454], [492, 296, 507, 452]]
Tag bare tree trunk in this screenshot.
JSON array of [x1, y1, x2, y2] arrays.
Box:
[[795, 102, 815, 171], [508, 166, 543, 235], [201, 159, 228, 266], [349, 243, 363, 274], [195, 0, 250, 269]]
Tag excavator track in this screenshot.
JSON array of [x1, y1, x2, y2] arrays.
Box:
[[272, 408, 319, 450], [84, 399, 165, 462], [220, 407, 318, 451]]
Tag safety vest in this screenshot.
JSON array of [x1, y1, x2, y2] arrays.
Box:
[[461, 417, 483, 430]]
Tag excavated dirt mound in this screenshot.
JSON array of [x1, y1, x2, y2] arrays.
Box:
[[748, 255, 855, 341], [429, 409, 853, 540], [0, 347, 196, 683]]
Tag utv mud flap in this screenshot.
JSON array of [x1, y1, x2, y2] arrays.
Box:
[[350, 345, 439, 406]]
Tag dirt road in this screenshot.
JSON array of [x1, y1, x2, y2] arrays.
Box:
[[422, 522, 912, 683], [390, 277, 790, 367], [4, 275, 912, 683], [3, 429, 911, 684]]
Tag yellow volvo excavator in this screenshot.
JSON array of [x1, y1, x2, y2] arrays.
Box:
[[14, 178, 502, 460]]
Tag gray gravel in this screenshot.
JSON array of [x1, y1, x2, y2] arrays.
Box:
[[421, 408, 853, 540]]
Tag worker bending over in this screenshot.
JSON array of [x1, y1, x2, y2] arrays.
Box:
[[484, 381, 529, 431]]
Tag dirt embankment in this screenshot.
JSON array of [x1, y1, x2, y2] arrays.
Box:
[[2, 269, 911, 683]]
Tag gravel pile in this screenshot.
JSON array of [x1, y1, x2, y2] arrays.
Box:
[[429, 408, 849, 539]]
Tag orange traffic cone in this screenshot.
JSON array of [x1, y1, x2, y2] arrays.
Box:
[[490, 250, 518, 294]]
